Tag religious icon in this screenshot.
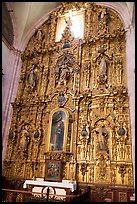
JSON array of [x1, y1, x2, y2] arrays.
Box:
[[45, 160, 62, 182], [50, 111, 66, 151]]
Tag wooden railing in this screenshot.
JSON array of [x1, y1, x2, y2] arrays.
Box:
[[2, 188, 83, 202]]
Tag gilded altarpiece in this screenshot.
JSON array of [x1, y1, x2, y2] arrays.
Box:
[[3, 2, 133, 201]]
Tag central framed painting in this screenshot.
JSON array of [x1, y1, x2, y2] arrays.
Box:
[[45, 160, 62, 182]]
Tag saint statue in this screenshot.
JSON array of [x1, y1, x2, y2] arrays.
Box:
[[96, 125, 108, 151], [19, 126, 30, 157], [59, 65, 70, 85], [50, 111, 65, 151], [65, 17, 72, 28], [98, 8, 108, 25], [97, 56, 108, 84], [99, 57, 107, 76], [27, 67, 37, 89]]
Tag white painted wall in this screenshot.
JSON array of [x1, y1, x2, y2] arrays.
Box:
[[2, 42, 11, 123], [2, 40, 22, 163]]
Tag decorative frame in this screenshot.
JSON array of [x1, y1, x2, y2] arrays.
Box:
[[118, 192, 127, 202], [47, 108, 72, 152], [45, 160, 62, 182]]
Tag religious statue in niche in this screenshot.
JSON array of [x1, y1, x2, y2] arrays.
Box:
[[96, 125, 108, 152], [19, 125, 30, 158], [97, 55, 108, 85], [65, 17, 72, 29], [64, 16, 75, 38], [59, 64, 70, 85], [56, 56, 71, 86], [98, 8, 109, 35], [98, 8, 109, 25], [50, 111, 65, 151], [26, 66, 37, 90]]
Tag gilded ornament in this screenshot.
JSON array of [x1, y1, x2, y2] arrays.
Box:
[[117, 127, 126, 136], [8, 130, 14, 139], [118, 164, 127, 184], [3, 2, 133, 193], [34, 130, 39, 139], [95, 186, 109, 200]]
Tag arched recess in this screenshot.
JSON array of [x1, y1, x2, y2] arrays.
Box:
[[47, 108, 73, 153]]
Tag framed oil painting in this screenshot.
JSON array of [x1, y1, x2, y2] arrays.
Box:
[[45, 160, 62, 182]]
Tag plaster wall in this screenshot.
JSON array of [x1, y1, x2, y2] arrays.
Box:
[[2, 41, 22, 162]]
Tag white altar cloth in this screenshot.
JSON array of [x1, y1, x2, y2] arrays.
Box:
[[23, 179, 77, 192]]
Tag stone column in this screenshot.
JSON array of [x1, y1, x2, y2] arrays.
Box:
[[2, 47, 22, 164]]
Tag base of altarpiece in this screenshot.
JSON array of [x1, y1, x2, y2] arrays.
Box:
[[23, 178, 77, 201]]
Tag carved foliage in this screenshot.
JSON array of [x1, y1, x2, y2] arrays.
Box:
[[95, 185, 110, 201], [96, 154, 110, 183]]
